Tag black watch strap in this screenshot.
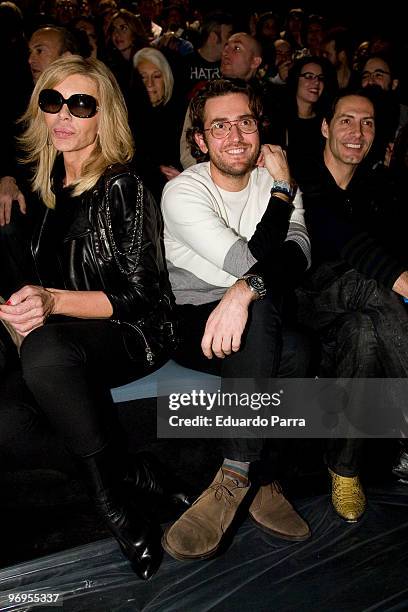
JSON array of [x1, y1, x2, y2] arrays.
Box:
[[241, 274, 267, 299]]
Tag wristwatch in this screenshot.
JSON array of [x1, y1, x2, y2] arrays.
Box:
[[270, 179, 296, 200], [241, 274, 267, 299]]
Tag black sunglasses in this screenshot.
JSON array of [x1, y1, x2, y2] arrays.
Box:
[[39, 89, 99, 118]]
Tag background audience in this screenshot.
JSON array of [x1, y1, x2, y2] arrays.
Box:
[[1, 1, 408, 552]]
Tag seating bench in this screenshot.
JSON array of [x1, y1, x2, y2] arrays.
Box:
[[110, 359, 220, 403]]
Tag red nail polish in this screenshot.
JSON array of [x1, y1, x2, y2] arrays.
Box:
[[5, 300, 11, 305]]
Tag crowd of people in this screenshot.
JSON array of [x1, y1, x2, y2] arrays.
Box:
[[1, 0, 408, 580]]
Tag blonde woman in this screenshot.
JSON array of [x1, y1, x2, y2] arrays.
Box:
[[0, 55, 176, 580]]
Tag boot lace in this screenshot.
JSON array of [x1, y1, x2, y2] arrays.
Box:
[[191, 481, 237, 508]]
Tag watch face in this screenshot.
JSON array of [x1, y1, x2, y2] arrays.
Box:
[[274, 180, 290, 190], [272, 180, 295, 198], [248, 275, 265, 293]]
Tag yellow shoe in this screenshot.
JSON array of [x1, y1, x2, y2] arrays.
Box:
[[328, 468, 366, 522]]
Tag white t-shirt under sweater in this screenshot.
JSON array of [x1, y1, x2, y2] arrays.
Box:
[[162, 161, 310, 305]]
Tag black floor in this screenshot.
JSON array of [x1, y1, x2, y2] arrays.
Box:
[[1, 399, 407, 611]]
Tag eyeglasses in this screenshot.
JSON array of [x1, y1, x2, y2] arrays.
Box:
[[204, 117, 258, 139], [361, 69, 391, 80], [39, 89, 99, 118], [299, 72, 325, 82]]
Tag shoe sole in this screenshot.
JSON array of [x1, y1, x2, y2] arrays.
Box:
[[161, 477, 259, 561], [328, 469, 366, 523], [331, 506, 365, 523], [248, 513, 311, 541], [161, 527, 221, 561]]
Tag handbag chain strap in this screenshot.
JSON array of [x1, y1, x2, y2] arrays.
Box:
[[104, 175, 144, 276]]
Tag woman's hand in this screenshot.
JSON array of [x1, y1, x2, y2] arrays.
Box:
[[0, 285, 55, 337], [0, 176, 26, 226]]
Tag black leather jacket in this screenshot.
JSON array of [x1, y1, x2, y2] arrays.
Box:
[[31, 161, 176, 366]]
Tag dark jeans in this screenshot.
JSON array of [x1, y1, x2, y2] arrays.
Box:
[[0, 318, 167, 463], [174, 295, 311, 464], [297, 264, 408, 475]]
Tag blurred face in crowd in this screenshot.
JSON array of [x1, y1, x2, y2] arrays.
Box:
[[29, 29, 64, 83], [218, 23, 233, 48], [307, 21, 324, 53], [138, 0, 160, 21], [111, 17, 133, 54], [370, 36, 392, 55], [163, 7, 184, 32], [322, 95, 375, 168], [55, 0, 79, 25], [79, 0, 91, 16], [297, 62, 325, 106], [361, 57, 397, 91], [207, 23, 233, 62], [75, 19, 98, 58], [274, 39, 293, 67], [287, 11, 303, 33], [97, 0, 117, 17], [260, 17, 279, 41], [221, 33, 262, 81], [353, 41, 370, 69], [98, 0, 117, 35], [322, 39, 338, 66], [137, 59, 165, 106]]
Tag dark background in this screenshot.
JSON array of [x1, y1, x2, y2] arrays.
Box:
[[199, 0, 400, 40]]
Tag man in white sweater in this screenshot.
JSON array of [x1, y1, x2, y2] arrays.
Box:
[[162, 79, 311, 561]]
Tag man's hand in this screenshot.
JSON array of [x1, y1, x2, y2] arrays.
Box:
[[277, 59, 293, 82], [201, 280, 256, 359], [393, 271, 408, 300], [160, 165, 181, 181], [0, 176, 26, 226], [155, 32, 180, 53], [256, 144, 291, 183], [0, 285, 55, 337]]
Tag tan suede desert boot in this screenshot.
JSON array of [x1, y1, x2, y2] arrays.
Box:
[[249, 481, 311, 540], [162, 467, 250, 560]]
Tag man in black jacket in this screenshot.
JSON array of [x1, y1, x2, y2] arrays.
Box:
[[297, 90, 408, 522]]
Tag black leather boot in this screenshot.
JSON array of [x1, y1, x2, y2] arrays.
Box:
[[125, 451, 192, 512], [82, 445, 163, 580]]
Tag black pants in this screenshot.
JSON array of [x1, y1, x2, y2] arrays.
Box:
[[174, 295, 311, 464], [297, 265, 408, 475], [0, 205, 39, 299], [0, 318, 166, 464]]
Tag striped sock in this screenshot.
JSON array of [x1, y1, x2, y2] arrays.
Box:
[[222, 458, 250, 487]]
